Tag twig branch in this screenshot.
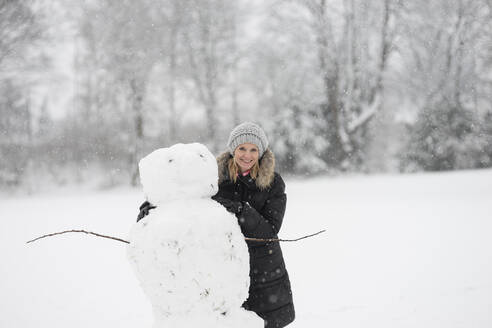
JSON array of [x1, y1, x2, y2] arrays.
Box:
[[26, 229, 326, 245], [245, 230, 326, 243], [26, 230, 130, 244]]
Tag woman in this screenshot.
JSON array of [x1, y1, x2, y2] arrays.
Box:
[[138, 122, 295, 327]]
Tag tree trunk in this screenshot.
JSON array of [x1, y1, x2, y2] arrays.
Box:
[[168, 28, 178, 143], [130, 78, 144, 186], [314, 0, 348, 166]]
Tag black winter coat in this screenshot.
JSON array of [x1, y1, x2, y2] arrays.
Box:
[[215, 149, 295, 328]]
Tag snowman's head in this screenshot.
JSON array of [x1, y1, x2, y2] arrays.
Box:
[[139, 143, 218, 205]]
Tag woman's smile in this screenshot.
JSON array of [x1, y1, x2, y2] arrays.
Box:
[[234, 143, 259, 172]]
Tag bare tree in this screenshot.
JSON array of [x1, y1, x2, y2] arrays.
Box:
[[0, 0, 47, 187], [302, 0, 347, 166], [399, 0, 492, 171], [0, 0, 43, 72], [76, 0, 163, 185], [180, 0, 240, 152], [290, 0, 397, 169]]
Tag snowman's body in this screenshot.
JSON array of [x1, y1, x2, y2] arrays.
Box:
[[127, 143, 263, 328]]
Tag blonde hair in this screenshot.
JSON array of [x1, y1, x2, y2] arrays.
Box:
[[228, 157, 259, 183]]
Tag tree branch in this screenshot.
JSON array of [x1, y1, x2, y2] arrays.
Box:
[[26, 230, 130, 244], [245, 229, 326, 243], [347, 93, 381, 133], [26, 229, 326, 245]]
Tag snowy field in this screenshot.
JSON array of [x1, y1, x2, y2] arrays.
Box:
[[1, 169, 491, 328]]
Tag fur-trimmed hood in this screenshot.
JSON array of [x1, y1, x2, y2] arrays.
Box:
[[216, 149, 275, 189]]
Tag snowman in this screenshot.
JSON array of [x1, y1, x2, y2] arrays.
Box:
[[127, 143, 263, 328]]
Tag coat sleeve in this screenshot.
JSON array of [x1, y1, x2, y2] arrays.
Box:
[[237, 174, 287, 239]]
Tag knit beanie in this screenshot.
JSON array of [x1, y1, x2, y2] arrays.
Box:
[[227, 122, 269, 158]]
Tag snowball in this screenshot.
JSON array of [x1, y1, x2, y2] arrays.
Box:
[[138, 143, 219, 205]]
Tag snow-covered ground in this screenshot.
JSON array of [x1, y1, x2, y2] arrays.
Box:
[[1, 169, 491, 328]]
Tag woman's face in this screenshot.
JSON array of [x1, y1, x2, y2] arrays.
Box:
[[234, 143, 259, 173]]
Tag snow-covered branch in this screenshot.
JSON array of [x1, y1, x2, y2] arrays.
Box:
[[347, 94, 381, 133]]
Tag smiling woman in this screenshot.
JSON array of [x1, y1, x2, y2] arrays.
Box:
[[213, 122, 295, 328]]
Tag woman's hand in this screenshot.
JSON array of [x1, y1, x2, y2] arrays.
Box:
[[212, 195, 244, 214], [137, 201, 156, 222]]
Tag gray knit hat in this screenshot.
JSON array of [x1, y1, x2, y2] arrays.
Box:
[[227, 122, 269, 157]]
